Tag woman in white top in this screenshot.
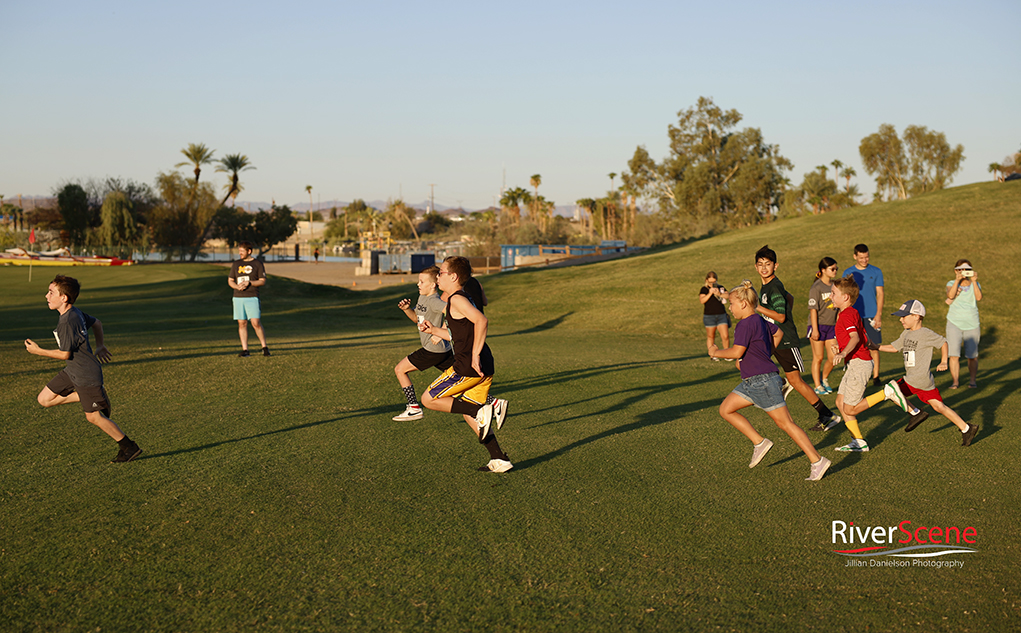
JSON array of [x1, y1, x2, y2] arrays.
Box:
[[945, 259, 982, 389]]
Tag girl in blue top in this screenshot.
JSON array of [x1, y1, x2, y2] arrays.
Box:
[[945, 259, 982, 388]]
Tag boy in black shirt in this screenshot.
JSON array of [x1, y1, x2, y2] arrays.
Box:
[[25, 275, 141, 462], [754, 245, 841, 431]]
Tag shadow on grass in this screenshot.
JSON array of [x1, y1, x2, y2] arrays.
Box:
[[138, 404, 394, 461], [513, 397, 719, 471], [491, 312, 575, 337], [935, 349, 1019, 446]]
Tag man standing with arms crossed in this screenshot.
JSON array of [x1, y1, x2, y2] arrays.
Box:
[[843, 244, 883, 386]]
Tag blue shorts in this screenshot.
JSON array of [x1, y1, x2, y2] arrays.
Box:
[[807, 323, 836, 341], [732, 372, 787, 412], [233, 297, 262, 321], [703, 313, 731, 328]]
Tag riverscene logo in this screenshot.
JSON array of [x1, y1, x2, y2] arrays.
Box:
[[831, 520, 977, 568]]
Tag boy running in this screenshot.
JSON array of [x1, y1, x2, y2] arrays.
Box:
[[392, 266, 454, 421], [874, 301, 977, 445], [25, 275, 142, 463], [419, 256, 512, 473], [753, 245, 840, 431]]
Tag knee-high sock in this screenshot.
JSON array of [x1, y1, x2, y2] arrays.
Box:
[[844, 417, 864, 440]]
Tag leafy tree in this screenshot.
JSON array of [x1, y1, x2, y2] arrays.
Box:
[[800, 168, 838, 214], [176, 143, 215, 184], [902, 125, 965, 194], [215, 153, 255, 206], [99, 191, 141, 258], [860, 124, 908, 201], [56, 183, 90, 249], [149, 171, 220, 260], [212, 204, 298, 255], [628, 97, 792, 229]]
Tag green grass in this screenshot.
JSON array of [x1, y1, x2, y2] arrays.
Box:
[[1, 182, 1020, 631]]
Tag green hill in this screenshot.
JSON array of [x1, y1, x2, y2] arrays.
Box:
[[1, 181, 1019, 632]]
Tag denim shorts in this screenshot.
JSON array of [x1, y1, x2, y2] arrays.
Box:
[[703, 313, 731, 328], [732, 372, 786, 412]]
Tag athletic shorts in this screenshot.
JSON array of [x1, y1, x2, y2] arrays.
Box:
[[732, 372, 787, 412], [864, 318, 882, 345], [233, 297, 261, 321], [46, 370, 111, 417], [838, 358, 873, 405], [773, 347, 805, 373], [896, 377, 942, 404], [427, 367, 492, 406], [703, 313, 731, 328], [806, 324, 836, 342], [407, 348, 454, 372], [946, 321, 980, 359]]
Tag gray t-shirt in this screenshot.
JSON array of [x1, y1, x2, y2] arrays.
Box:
[[808, 279, 838, 327], [890, 326, 946, 391], [416, 293, 451, 353], [54, 307, 103, 387]]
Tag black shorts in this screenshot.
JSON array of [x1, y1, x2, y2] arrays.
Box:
[[407, 348, 454, 372], [47, 370, 111, 417], [773, 347, 805, 374]]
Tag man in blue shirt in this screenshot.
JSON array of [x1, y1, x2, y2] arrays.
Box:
[[843, 244, 884, 386]]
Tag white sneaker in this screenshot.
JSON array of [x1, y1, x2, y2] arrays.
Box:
[[476, 404, 493, 441], [493, 399, 509, 430], [478, 458, 513, 473], [883, 381, 910, 413], [823, 414, 843, 430], [781, 380, 794, 400], [392, 406, 424, 421], [749, 438, 774, 468], [806, 457, 831, 481], [836, 438, 870, 452]]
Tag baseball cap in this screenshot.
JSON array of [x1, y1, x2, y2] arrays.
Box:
[[954, 263, 973, 271], [891, 300, 925, 317]]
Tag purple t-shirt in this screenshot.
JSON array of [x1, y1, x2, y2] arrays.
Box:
[[734, 314, 779, 379]]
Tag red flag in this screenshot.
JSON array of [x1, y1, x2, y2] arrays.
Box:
[[29, 228, 36, 244]]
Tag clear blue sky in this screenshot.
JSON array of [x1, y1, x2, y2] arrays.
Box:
[[2, 0, 1018, 210]]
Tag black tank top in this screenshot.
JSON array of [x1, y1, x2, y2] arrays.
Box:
[[447, 290, 495, 377]]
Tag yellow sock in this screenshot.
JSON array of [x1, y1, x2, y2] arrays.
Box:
[[865, 391, 886, 408], [844, 417, 863, 440]]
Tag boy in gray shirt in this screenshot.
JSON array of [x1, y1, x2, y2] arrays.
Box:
[[879, 300, 977, 446], [25, 275, 142, 462], [392, 266, 454, 421]]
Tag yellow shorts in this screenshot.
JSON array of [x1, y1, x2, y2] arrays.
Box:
[[427, 367, 492, 406]]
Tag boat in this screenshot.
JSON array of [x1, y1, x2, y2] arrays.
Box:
[[1, 247, 134, 266]]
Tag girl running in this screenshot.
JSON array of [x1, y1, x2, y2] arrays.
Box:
[[708, 281, 830, 481]]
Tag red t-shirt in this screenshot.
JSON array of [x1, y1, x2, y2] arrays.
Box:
[[836, 307, 872, 362]]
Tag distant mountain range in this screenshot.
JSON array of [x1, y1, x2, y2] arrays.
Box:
[[236, 200, 578, 218]]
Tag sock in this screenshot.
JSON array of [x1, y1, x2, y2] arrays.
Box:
[[844, 418, 864, 440], [811, 399, 835, 419], [117, 435, 134, 448], [451, 399, 482, 418], [961, 424, 969, 434], [401, 385, 419, 408], [482, 434, 506, 459], [865, 391, 886, 408], [485, 394, 496, 405]]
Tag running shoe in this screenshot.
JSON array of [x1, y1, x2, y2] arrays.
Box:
[[806, 457, 831, 481], [749, 438, 773, 468], [392, 406, 424, 422], [836, 438, 870, 452]]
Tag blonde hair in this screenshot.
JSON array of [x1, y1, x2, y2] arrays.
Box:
[[728, 280, 759, 308], [832, 276, 860, 305]]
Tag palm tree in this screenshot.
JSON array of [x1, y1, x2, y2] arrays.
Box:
[[305, 185, 314, 236], [176, 143, 215, 184], [530, 174, 542, 228], [988, 163, 1003, 182], [830, 159, 844, 188], [389, 199, 420, 242], [608, 172, 617, 193], [215, 154, 255, 206], [499, 188, 521, 225], [840, 166, 857, 193]]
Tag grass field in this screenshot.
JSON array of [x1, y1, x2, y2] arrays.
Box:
[[2, 182, 1020, 631]]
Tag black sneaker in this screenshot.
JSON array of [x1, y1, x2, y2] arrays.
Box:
[[262, 347, 271, 357], [112, 442, 142, 463], [961, 423, 978, 447], [905, 410, 929, 432], [238, 350, 250, 357]]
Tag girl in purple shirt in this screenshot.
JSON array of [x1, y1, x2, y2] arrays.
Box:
[[709, 282, 830, 481]]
